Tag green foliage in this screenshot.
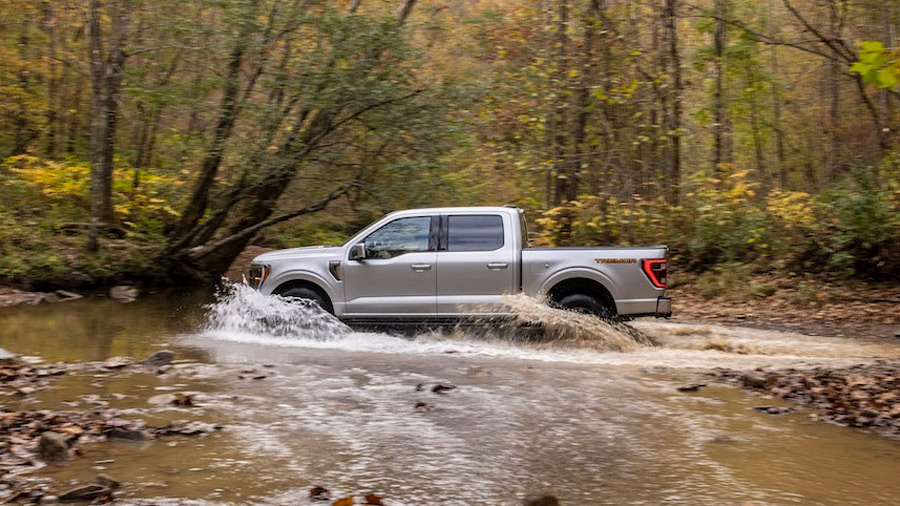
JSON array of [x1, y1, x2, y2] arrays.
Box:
[[535, 162, 900, 278], [851, 41, 900, 89]]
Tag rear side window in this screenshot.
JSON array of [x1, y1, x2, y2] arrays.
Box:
[[447, 215, 504, 252]]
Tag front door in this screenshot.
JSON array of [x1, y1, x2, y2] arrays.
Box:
[[343, 215, 438, 316]]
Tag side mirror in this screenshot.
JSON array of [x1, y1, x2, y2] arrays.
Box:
[[349, 243, 366, 261]]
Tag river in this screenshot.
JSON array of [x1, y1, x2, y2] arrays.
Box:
[[2, 285, 900, 505]]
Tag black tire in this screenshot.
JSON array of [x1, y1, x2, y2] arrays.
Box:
[[278, 286, 333, 314], [556, 293, 615, 319]]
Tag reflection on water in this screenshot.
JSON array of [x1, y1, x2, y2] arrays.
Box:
[[2, 289, 900, 505]]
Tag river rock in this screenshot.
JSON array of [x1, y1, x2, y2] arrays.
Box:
[[102, 357, 133, 369], [140, 350, 174, 367], [106, 427, 151, 441], [0, 348, 19, 366], [58, 484, 109, 502], [95, 474, 120, 489], [37, 432, 70, 462], [523, 494, 560, 506], [740, 373, 768, 389], [109, 285, 139, 302]]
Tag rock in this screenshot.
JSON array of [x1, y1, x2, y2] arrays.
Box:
[[415, 401, 434, 412], [54, 290, 83, 302], [102, 357, 133, 369], [16, 386, 37, 396], [0, 347, 19, 366], [106, 427, 151, 441], [157, 365, 174, 375], [677, 383, 706, 392], [309, 486, 331, 501], [753, 405, 793, 415], [740, 373, 768, 389], [140, 350, 174, 367], [147, 394, 179, 406], [95, 474, 120, 490], [58, 484, 109, 502], [40, 495, 59, 504], [432, 383, 457, 394], [523, 494, 560, 506], [109, 285, 139, 302], [37, 432, 71, 462]]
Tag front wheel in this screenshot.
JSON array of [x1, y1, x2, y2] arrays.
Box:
[[278, 287, 333, 315], [555, 293, 615, 319]]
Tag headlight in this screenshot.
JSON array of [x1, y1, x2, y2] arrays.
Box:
[[247, 264, 269, 289]]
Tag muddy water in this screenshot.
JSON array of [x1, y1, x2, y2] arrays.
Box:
[[2, 287, 900, 505]]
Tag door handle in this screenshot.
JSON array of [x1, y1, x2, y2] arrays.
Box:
[[487, 262, 509, 270], [410, 263, 432, 272]]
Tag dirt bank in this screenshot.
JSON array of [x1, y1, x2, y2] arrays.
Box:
[[668, 278, 900, 340]]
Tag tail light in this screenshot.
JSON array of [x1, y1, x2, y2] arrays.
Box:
[[642, 259, 667, 288]]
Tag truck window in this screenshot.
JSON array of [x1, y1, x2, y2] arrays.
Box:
[[447, 215, 504, 252], [364, 216, 432, 259]]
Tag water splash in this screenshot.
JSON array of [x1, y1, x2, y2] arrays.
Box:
[[493, 294, 658, 352], [204, 282, 349, 339]]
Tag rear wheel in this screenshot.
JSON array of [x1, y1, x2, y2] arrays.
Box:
[[555, 293, 615, 319], [278, 286, 333, 314]]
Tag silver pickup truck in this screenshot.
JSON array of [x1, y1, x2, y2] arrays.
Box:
[[247, 206, 671, 324]]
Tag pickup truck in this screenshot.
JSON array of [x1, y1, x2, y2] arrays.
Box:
[[247, 206, 671, 324]]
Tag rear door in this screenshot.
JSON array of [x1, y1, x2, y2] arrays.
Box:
[[343, 215, 438, 316], [437, 213, 515, 315]]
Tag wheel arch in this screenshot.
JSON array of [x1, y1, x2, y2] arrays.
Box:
[[544, 274, 617, 316], [272, 278, 335, 314]]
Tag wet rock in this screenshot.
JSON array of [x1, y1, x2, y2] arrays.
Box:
[[677, 383, 706, 392], [16, 386, 37, 396], [95, 474, 120, 490], [0, 348, 19, 366], [109, 285, 139, 302], [40, 494, 59, 504], [753, 405, 793, 415], [147, 394, 178, 406], [415, 383, 424, 392], [106, 427, 151, 441], [102, 357, 133, 370], [37, 432, 71, 462], [309, 486, 331, 501], [54, 290, 82, 302], [140, 350, 174, 367], [156, 365, 174, 375], [740, 373, 768, 389], [58, 483, 110, 502], [414, 402, 434, 412], [153, 420, 221, 437], [523, 494, 560, 506], [432, 383, 457, 394]]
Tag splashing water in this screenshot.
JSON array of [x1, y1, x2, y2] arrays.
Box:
[[495, 294, 658, 351], [204, 282, 349, 339], [202, 284, 656, 356]]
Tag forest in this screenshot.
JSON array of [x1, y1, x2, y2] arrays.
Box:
[[0, 0, 898, 289]]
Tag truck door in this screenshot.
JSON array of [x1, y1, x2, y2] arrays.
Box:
[[343, 215, 438, 316], [437, 213, 515, 315]]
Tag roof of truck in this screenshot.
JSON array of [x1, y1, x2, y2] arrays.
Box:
[[386, 206, 522, 215]]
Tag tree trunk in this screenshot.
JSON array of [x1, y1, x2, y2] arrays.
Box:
[[665, 0, 681, 205], [712, 0, 727, 179], [168, 0, 259, 247], [87, 0, 106, 252]]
